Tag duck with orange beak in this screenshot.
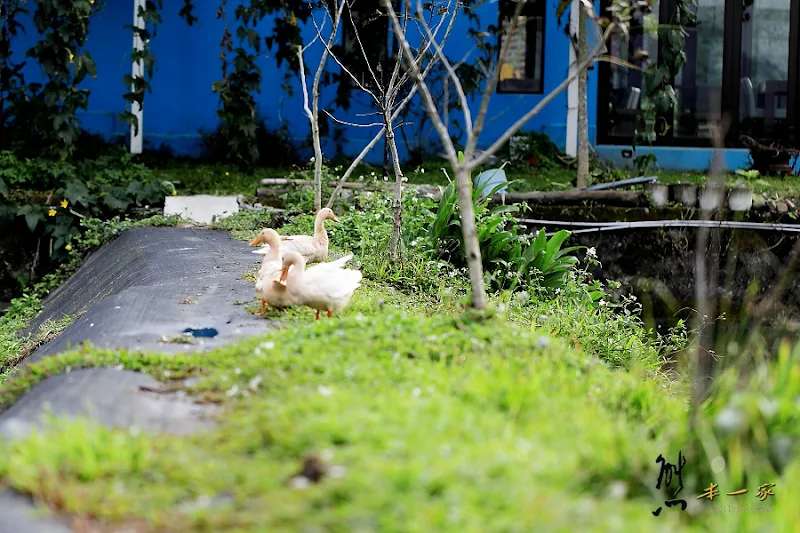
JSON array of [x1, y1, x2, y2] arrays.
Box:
[[250, 208, 340, 264], [277, 251, 362, 320]]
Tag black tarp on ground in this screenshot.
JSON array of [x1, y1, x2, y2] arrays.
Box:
[[0, 227, 270, 530], [25, 226, 270, 362]]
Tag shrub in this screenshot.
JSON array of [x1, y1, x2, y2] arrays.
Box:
[[200, 116, 302, 169], [428, 160, 582, 295], [0, 150, 174, 295]]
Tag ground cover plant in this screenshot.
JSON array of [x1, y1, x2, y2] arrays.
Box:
[[0, 180, 798, 531]]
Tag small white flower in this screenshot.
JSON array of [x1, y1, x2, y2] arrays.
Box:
[[310, 156, 316, 162], [329, 465, 347, 479], [536, 336, 550, 348], [383, 176, 388, 181], [420, 168, 425, 174], [599, 299, 606, 307], [249, 375, 262, 390], [318, 385, 333, 397], [262, 341, 275, 350], [411, 240, 418, 247], [226, 385, 240, 397], [371, 171, 376, 177], [289, 476, 310, 490], [587, 247, 597, 258]]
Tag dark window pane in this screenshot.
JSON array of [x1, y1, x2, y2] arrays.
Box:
[[738, 0, 791, 139], [673, 0, 724, 141], [498, 0, 545, 94]]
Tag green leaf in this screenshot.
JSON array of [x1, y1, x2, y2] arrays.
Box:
[[64, 180, 90, 207]]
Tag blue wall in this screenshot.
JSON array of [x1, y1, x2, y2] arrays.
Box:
[[11, 0, 591, 164]]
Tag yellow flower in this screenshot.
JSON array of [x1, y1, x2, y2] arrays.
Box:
[[60, 199, 68, 208], [225, 172, 230, 176], [68, 51, 74, 62], [48, 209, 56, 217], [172, 190, 177, 196], [65, 244, 72, 251]]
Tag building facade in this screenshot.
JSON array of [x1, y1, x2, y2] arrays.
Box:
[[9, 0, 798, 171]]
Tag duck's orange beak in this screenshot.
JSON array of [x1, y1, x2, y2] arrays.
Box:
[[279, 265, 290, 283], [330, 214, 341, 223], [249, 233, 264, 246]]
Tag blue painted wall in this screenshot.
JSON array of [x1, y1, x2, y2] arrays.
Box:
[[11, 0, 593, 164]]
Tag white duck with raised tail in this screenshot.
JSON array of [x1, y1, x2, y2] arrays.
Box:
[[278, 251, 362, 320]]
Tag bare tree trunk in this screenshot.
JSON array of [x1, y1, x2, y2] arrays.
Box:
[[311, 85, 324, 212], [311, 118, 323, 212], [387, 119, 405, 263], [576, 8, 589, 188], [692, 118, 726, 408], [455, 165, 487, 309]]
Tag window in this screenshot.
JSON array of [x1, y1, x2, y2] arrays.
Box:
[[497, 0, 546, 94]]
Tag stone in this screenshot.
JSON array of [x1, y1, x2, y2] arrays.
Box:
[[164, 195, 240, 225]]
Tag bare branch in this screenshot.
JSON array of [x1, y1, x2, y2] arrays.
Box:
[[323, 109, 385, 128], [345, 0, 384, 95], [311, 2, 381, 106], [464, 0, 526, 159], [411, 0, 473, 138], [325, 126, 386, 208], [382, 0, 459, 166], [471, 28, 612, 169]]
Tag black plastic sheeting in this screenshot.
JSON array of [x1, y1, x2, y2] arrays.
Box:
[[24, 226, 269, 362], [0, 227, 269, 530]]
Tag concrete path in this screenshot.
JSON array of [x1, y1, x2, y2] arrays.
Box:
[[0, 227, 269, 531]]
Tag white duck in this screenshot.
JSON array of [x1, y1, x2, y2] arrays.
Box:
[[249, 207, 340, 264], [277, 251, 362, 320], [252, 229, 293, 315]]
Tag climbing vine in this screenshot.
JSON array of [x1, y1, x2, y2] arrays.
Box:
[[212, 0, 314, 170], [633, 0, 696, 174], [213, 1, 265, 170], [0, 0, 28, 151], [120, 1, 163, 137], [179, 0, 199, 26], [23, 0, 101, 159]]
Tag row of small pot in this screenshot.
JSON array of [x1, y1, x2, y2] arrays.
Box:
[[645, 182, 754, 211]]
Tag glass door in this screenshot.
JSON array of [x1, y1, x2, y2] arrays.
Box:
[[596, 0, 800, 147], [737, 0, 793, 140], [672, 0, 726, 143]]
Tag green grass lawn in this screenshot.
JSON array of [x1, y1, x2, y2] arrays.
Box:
[[2, 279, 797, 532], [0, 204, 797, 532]]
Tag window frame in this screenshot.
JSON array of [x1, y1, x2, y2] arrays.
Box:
[[496, 0, 547, 95]]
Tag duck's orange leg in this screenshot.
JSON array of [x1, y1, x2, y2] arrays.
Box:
[[327, 310, 332, 318], [259, 299, 266, 315], [315, 309, 320, 320]]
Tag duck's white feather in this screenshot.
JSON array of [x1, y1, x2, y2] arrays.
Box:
[[287, 254, 361, 313], [252, 235, 320, 262]]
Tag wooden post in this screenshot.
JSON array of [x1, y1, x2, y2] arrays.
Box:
[[130, 0, 145, 154]]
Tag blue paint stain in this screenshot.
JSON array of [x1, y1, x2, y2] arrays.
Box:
[[183, 327, 218, 338]]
